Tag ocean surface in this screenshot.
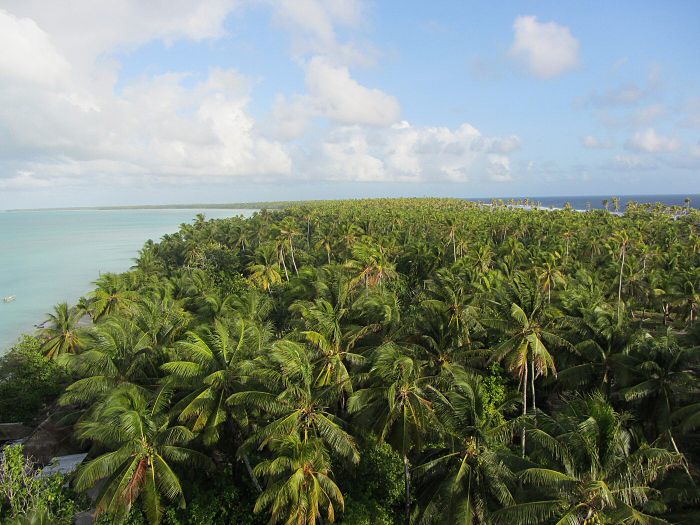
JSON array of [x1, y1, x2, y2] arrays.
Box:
[[0, 209, 254, 352], [478, 194, 700, 210]]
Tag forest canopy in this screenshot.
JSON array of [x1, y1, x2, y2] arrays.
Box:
[[2, 198, 699, 525]]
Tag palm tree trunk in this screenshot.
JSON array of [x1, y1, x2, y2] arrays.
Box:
[[617, 244, 626, 316], [522, 364, 528, 457], [242, 453, 262, 493], [289, 239, 299, 275], [226, 417, 262, 492], [531, 358, 536, 414], [279, 248, 290, 281], [403, 454, 411, 525]]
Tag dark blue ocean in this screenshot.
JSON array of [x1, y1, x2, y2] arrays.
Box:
[[472, 194, 700, 210]]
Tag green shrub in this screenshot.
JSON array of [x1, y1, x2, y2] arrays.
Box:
[[337, 436, 404, 524], [0, 336, 67, 423], [0, 445, 82, 524]]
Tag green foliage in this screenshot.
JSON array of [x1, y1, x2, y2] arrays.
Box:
[[0, 445, 82, 524], [340, 496, 396, 525], [0, 336, 67, 422], [481, 362, 509, 422], [337, 437, 403, 524], [14, 198, 700, 524], [107, 467, 265, 525]]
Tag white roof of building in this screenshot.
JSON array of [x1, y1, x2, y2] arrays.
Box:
[[39, 453, 88, 477]]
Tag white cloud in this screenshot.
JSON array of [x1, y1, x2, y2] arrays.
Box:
[[581, 135, 614, 149], [267, 0, 375, 66], [510, 16, 579, 78], [265, 55, 401, 135], [0, 1, 524, 195], [0, 2, 302, 190], [307, 121, 519, 183], [0, 10, 70, 86], [2, 1, 236, 70], [625, 128, 681, 153], [304, 56, 400, 126], [611, 154, 656, 170]]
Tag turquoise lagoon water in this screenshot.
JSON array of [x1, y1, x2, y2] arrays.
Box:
[[0, 209, 254, 352]]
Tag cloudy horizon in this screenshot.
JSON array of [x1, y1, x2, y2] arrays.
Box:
[[1, 1, 699, 209]]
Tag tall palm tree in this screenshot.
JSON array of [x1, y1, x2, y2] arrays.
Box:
[[279, 217, 301, 276], [616, 332, 700, 454], [253, 436, 344, 525], [90, 273, 139, 321], [231, 340, 359, 464], [249, 244, 283, 292], [39, 302, 86, 359], [349, 343, 438, 525], [485, 275, 569, 455], [557, 302, 643, 395], [291, 280, 371, 402], [413, 377, 517, 524], [536, 253, 565, 304], [493, 394, 682, 525], [73, 388, 212, 525], [58, 317, 152, 408], [163, 320, 262, 491]]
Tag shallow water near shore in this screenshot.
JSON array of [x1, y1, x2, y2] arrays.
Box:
[[0, 209, 254, 352]]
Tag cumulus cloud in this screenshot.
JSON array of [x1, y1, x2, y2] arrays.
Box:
[[264, 55, 401, 137], [0, 10, 70, 86], [611, 154, 656, 171], [304, 56, 400, 125], [0, 2, 295, 190], [0, 1, 523, 195], [510, 16, 579, 78], [266, 0, 375, 66], [625, 128, 681, 153], [305, 121, 519, 183], [581, 135, 614, 149]]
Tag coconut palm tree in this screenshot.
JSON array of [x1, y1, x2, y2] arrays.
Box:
[[484, 275, 569, 455], [616, 332, 700, 454], [39, 302, 86, 359], [162, 319, 263, 491], [58, 317, 152, 408], [231, 340, 359, 464], [413, 376, 517, 524], [253, 435, 344, 525], [349, 343, 438, 525], [73, 388, 212, 525], [90, 273, 139, 321], [493, 394, 682, 525], [291, 277, 371, 402], [249, 244, 283, 292]]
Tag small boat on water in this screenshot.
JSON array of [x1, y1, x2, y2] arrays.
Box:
[[3, 295, 16, 303]]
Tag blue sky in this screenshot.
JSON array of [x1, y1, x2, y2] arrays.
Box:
[[0, 1, 699, 208]]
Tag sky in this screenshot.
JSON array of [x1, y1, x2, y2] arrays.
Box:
[[1, 1, 699, 209]]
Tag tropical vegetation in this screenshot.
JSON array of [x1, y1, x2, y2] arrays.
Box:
[[2, 197, 700, 524]]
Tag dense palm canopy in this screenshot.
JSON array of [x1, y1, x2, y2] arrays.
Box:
[[16, 198, 700, 524]]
